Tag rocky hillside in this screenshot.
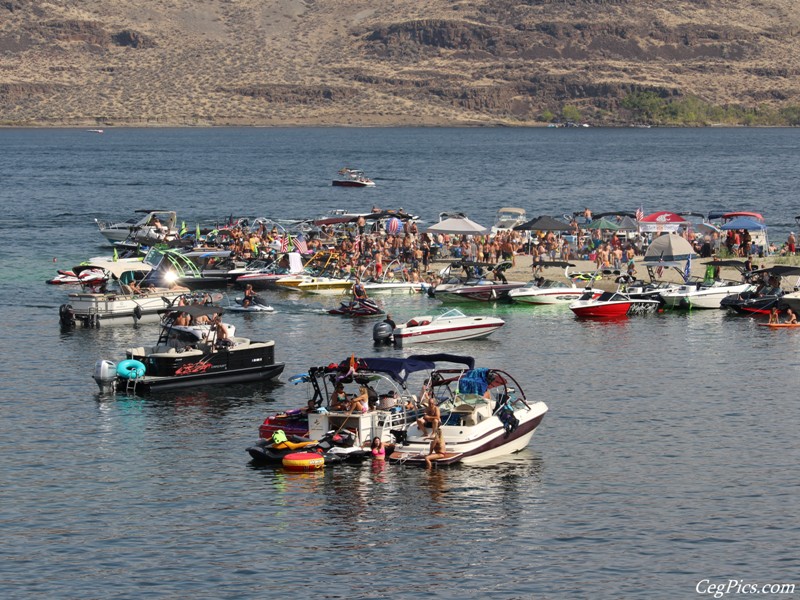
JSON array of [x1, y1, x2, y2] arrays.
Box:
[[1, 0, 799, 126]]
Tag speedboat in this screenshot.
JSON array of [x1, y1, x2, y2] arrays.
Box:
[[490, 207, 527, 234], [328, 297, 384, 317], [373, 308, 504, 346], [569, 289, 662, 318], [389, 363, 548, 466], [95, 210, 179, 245], [721, 265, 800, 315], [432, 260, 525, 302], [234, 252, 305, 290], [92, 305, 284, 394], [660, 260, 753, 309], [59, 259, 189, 328], [256, 354, 476, 447], [508, 261, 592, 305], [332, 168, 375, 187]]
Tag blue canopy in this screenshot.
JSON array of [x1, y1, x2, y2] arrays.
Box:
[[357, 354, 474, 384], [720, 217, 766, 231]]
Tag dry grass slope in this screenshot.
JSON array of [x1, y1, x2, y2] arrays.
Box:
[[1, 0, 799, 126]]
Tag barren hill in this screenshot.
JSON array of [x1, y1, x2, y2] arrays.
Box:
[[2, 0, 799, 126]]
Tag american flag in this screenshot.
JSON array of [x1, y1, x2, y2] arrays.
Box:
[[279, 236, 288, 252], [635, 206, 644, 222], [683, 253, 692, 283], [293, 233, 309, 255]]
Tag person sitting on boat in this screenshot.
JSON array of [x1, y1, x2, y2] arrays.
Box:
[[352, 277, 368, 300], [417, 396, 441, 439], [242, 284, 256, 308], [330, 382, 349, 410], [425, 428, 447, 469], [174, 311, 190, 327], [348, 386, 370, 413], [786, 308, 797, 325], [769, 306, 780, 325]]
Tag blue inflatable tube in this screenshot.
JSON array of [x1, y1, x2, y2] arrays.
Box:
[[117, 359, 146, 379]]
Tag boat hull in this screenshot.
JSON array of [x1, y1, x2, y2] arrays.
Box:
[[117, 363, 285, 393], [510, 290, 588, 305], [63, 290, 186, 326], [394, 321, 503, 346], [332, 180, 374, 187]]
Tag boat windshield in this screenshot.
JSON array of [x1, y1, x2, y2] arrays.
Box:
[[438, 308, 466, 319]]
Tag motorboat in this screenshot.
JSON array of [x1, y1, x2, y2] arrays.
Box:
[[332, 168, 375, 187], [257, 354, 476, 447], [58, 259, 189, 328], [234, 252, 305, 290], [721, 265, 800, 315], [660, 260, 753, 309], [569, 289, 662, 318], [389, 363, 548, 466], [95, 210, 179, 245], [137, 248, 240, 290], [328, 297, 384, 317], [277, 275, 356, 295], [508, 262, 593, 305], [490, 207, 527, 234], [373, 308, 504, 346], [92, 305, 284, 394], [432, 261, 525, 302]]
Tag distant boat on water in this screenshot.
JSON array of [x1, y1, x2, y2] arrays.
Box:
[[87, 129, 104, 133]]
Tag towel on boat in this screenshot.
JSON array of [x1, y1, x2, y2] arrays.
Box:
[[458, 368, 491, 395]]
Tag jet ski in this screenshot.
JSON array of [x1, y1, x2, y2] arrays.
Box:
[[327, 297, 384, 317], [247, 430, 371, 465], [228, 294, 275, 313]]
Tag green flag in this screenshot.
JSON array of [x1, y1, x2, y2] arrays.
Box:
[[112, 247, 118, 262], [196, 223, 201, 240], [180, 221, 187, 236]]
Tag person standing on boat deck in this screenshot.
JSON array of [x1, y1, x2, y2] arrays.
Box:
[[417, 397, 441, 438], [425, 428, 447, 468], [211, 315, 229, 344]]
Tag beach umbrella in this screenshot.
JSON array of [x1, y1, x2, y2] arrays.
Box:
[[643, 233, 698, 262], [513, 215, 571, 231], [719, 216, 766, 231], [638, 211, 690, 233], [386, 217, 402, 234], [425, 217, 489, 235], [585, 218, 619, 230]]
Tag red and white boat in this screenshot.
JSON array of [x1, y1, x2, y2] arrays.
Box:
[[569, 290, 661, 318], [383, 308, 505, 346]]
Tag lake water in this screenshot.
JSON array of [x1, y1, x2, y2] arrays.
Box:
[[1, 128, 799, 599]]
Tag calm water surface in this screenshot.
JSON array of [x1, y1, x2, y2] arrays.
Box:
[[1, 128, 799, 599]]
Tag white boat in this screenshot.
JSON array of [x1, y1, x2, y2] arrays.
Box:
[[59, 260, 189, 327], [331, 168, 376, 187], [508, 261, 594, 304], [490, 207, 527, 233], [95, 210, 179, 244], [387, 309, 504, 346], [659, 260, 754, 309], [389, 364, 548, 465]]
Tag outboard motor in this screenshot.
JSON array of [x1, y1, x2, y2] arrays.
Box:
[[59, 303, 76, 329], [93, 359, 118, 392], [372, 321, 394, 344]]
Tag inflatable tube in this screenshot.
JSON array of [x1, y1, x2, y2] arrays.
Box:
[[282, 452, 324, 472], [117, 359, 146, 379]]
